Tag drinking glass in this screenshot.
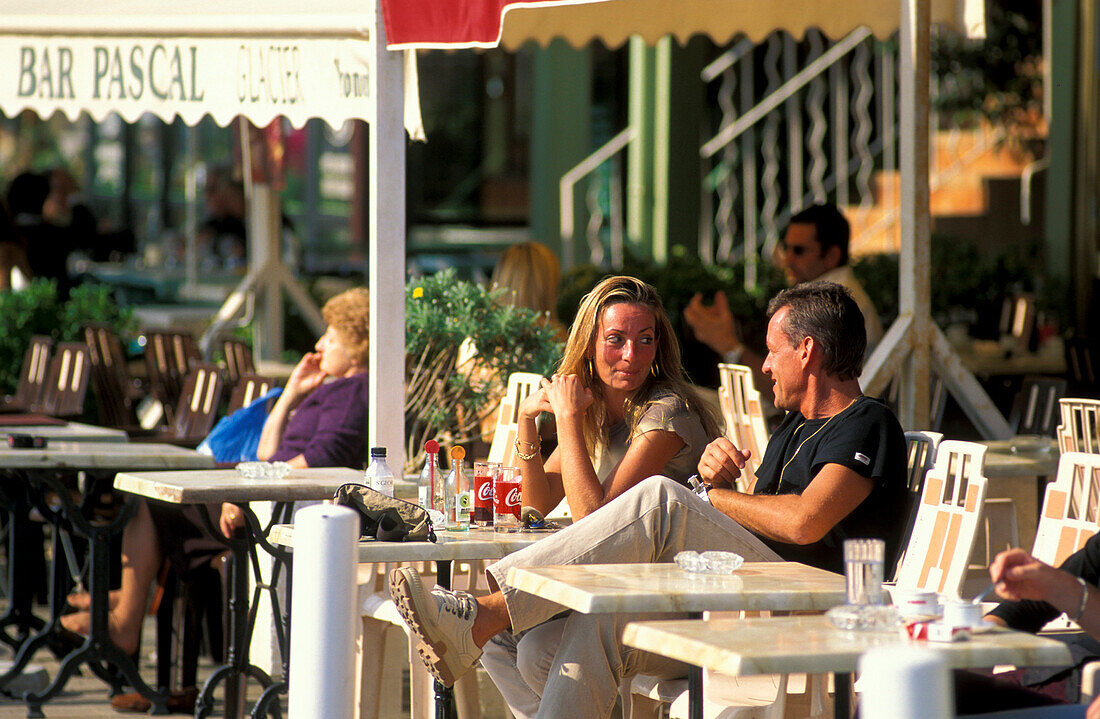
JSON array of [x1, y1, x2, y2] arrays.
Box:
[[844, 538, 885, 605]]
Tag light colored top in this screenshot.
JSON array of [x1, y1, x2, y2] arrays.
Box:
[[506, 561, 846, 614], [819, 264, 883, 351], [0, 442, 213, 470], [621, 614, 1072, 677], [113, 466, 362, 504], [594, 391, 712, 486]]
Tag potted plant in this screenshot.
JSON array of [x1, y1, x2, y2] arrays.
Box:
[[405, 269, 562, 472]]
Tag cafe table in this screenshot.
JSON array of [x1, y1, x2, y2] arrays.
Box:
[[113, 466, 363, 719], [0, 441, 214, 717], [506, 562, 847, 719], [269, 523, 551, 719], [621, 614, 1074, 719], [0, 418, 128, 443], [980, 438, 1059, 553]]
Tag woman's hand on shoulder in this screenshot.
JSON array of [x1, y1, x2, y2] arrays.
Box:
[[544, 374, 593, 420]]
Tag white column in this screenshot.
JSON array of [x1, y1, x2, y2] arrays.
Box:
[[369, 0, 407, 473]]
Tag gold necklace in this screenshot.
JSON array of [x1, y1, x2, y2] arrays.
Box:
[[776, 395, 862, 492]]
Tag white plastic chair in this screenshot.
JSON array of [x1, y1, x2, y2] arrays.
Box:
[[717, 363, 770, 492], [487, 372, 545, 466], [1058, 397, 1100, 454], [1032, 451, 1100, 567], [892, 439, 990, 599]]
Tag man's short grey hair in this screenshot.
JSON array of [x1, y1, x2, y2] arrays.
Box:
[[767, 281, 866, 380]]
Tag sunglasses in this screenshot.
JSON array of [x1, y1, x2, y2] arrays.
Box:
[[780, 243, 813, 257]]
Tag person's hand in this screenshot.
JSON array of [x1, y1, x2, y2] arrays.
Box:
[[219, 502, 245, 538], [284, 352, 326, 400], [989, 548, 1071, 603], [684, 291, 740, 356], [697, 437, 750, 488], [543, 374, 593, 421], [517, 378, 555, 421], [1088, 692, 1100, 719]]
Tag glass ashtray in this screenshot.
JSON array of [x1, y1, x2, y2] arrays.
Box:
[[826, 603, 904, 631], [674, 550, 744, 574], [236, 461, 292, 480]]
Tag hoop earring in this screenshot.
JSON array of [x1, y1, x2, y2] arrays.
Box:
[[651, 361, 659, 377], [587, 358, 595, 376]]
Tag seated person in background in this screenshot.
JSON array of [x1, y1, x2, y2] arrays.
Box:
[[61, 288, 371, 659], [390, 281, 907, 719], [491, 240, 566, 338], [684, 203, 883, 397], [0, 202, 32, 291], [465, 240, 568, 448], [6, 171, 74, 297], [953, 537, 1100, 713]]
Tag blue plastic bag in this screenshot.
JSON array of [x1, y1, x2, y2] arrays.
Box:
[[198, 387, 283, 463]]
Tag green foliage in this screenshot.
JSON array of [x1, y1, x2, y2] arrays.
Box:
[[405, 269, 563, 471], [0, 280, 134, 395], [849, 235, 1050, 338], [931, 2, 1043, 155]]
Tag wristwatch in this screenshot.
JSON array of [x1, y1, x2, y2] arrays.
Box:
[[687, 475, 713, 504]]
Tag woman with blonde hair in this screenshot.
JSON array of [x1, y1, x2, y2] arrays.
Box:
[[515, 274, 718, 520], [491, 240, 562, 322]]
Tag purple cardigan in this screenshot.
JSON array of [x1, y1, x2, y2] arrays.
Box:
[[270, 371, 370, 468]]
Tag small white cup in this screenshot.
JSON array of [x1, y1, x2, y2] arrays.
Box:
[[942, 600, 983, 628], [892, 589, 941, 619]]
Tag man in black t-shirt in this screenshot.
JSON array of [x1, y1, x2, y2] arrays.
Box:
[[697, 280, 908, 574]]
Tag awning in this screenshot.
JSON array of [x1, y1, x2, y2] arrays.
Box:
[[381, 0, 985, 50], [0, 0, 378, 128]]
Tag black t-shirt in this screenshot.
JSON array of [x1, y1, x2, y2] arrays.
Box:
[[753, 395, 908, 574]]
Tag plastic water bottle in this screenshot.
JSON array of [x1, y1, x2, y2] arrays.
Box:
[[364, 447, 395, 497], [444, 446, 470, 531], [418, 440, 440, 511]]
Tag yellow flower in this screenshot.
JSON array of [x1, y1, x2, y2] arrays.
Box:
[[412, 287, 424, 299]]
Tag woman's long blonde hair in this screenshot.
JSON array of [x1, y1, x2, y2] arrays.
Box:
[[559, 276, 719, 455]]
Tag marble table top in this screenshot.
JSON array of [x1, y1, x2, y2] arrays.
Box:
[[114, 467, 364, 504], [0, 422, 128, 443], [0, 441, 213, 471], [981, 439, 1059, 478], [269, 524, 548, 563], [621, 614, 1072, 676], [507, 562, 847, 614]]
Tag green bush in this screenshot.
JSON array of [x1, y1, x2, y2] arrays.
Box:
[[849, 235, 1053, 337], [405, 269, 563, 471], [0, 280, 135, 396]]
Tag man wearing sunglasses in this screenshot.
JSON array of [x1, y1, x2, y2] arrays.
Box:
[[685, 203, 882, 390]]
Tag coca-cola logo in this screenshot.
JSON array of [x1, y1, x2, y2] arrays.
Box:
[[505, 487, 521, 506], [477, 482, 493, 501]]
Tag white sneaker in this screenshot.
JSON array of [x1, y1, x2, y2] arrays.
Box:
[[389, 566, 483, 686]]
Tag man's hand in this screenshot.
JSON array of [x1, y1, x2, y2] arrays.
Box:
[[697, 437, 750, 489], [684, 291, 740, 356], [989, 548, 1077, 605]]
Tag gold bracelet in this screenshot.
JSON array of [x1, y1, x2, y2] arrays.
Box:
[[514, 437, 540, 461]]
